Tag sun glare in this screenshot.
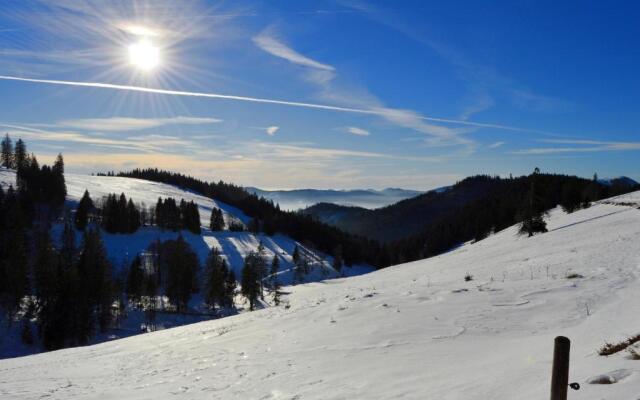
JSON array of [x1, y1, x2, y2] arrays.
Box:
[[128, 39, 160, 71]]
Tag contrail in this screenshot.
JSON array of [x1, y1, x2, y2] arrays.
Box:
[[0, 75, 543, 134]]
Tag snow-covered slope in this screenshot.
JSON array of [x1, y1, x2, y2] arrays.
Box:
[[0, 169, 372, 284], [1, 192, 639, 399]]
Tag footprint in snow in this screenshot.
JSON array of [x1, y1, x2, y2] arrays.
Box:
[[587, 369, 633, 384]]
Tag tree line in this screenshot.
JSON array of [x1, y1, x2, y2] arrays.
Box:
[[74, 190, 203, 235]]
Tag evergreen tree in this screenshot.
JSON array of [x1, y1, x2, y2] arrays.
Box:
[[179, 200, 200, 234], [256, 241, 267, 299], [126, 255, 145, 306], [223, 262, 236, 309], [204, 247, 226, 310], [270, 256, 281, 305], [75, 190, 94, 230], [51, 153, 66, 207], [248, 217, 260, 233], [332, 245, 343, 274], [126, 198, 141, 233], [77, 228, 114, 338], [292, 245, 300, 265], [13, 139, 28, 170], [59, 217, 77, 270], [241, 252, 260, 311], [581, 173, 602, 207], [0, 133, 13, 168], [161, 236, 198, 312], [0, 187, 28, 320], [560, 179, 582, 213], [33, 230, 63, 349], [209, 208, 225, 231], [519, 170, 547, 237]]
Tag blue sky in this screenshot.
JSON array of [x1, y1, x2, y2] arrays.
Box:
[[0, 0, 638, 189]]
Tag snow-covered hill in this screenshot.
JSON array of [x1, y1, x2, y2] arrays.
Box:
[[1, 187, 639, 399], [0, 169, 373, 357], [0, 169, 371, 284]]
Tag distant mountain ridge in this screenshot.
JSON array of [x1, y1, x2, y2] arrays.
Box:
[[245, 187, 424, 210], [302, 174, 639, 244], [598, 176, 639, 187], [301, 180, 488, 243]]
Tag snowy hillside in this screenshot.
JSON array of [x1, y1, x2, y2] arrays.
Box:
[[0, 169, 372, 284], [1, 190, 639, 399]]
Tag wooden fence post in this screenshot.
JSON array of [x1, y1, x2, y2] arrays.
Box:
[[550, 336, 571, 400]]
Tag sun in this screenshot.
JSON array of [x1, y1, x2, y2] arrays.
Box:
[[128, 39, 160, 71]]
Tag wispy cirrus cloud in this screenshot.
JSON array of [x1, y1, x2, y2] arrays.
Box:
[[0, 122, 204, 154], [511, 139, 640, 154], [252, 142, 442, 163], [488, 141, 505, 148], [55, 116, 222, 132], [251, 30, 474, 147], [252, 28, 336, 84], [346, 126, 370, 136], [253, 30, 335, 72]]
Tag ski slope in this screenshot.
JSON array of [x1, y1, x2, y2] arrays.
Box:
[[1, 189, 639, 399]]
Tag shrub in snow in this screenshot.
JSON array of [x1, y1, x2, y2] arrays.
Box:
[[598, 334, 640, 356]]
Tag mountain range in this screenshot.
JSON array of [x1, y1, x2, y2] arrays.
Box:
[[245, 187, 424, 210]]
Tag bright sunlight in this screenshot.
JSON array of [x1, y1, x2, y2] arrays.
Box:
[[128, 39, 160, 71]]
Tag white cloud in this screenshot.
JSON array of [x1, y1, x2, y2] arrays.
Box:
[[56, 116, 222, 132], [488, 141, 505, 148], [511, 139, 640, 154], [266, 126, 279, 136], [346, 126, 370, 136], [252, 142, 442, 163], [253, 30, 335, 72]]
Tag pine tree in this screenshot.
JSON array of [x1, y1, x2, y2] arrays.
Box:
[[270, 256, 281, 305], [33, 230, 62, 349], [209, 208, 225, 231], [77, 228, 114, 338], [0, 133, 13, 168], [248, 217, 260, 233], [292, 245, 300, 264], [256, 241, 267, 299], [13, 139, 28, 170], [59, 217, 77, 270], [51, 153, 66, 207], [162, 235, 198, 312], [519, 170, 547, 237], [241, 252, 260, 311], [204, 247, 226, 310], [223, 262, 236, 309], [0, 187, 28, 320], [332, 245, 343, 274], [75, 190, 94, 230], [560, 180, 582, 213], [126, 198, 141, 233], [126, 255, 145, 307]]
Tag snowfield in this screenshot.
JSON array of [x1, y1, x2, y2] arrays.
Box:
[[0, 184, 639, 398]]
